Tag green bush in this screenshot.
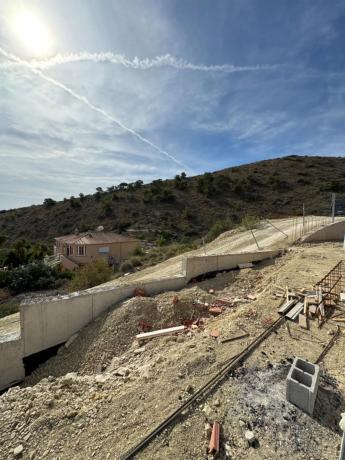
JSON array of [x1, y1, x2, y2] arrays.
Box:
[[0, 262, 61, 294], [205, 219, 234, 243], [119, 261, 133, 273], [133, 246, 144, 256], [129, 256, 142, 267], [0, 300, 20, 319], [43, 198, 56, 207], [69, 260, 112, 291], [241, 215, 259, 230]]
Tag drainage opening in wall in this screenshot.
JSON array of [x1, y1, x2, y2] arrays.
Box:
[[23, 343, 63, 376]]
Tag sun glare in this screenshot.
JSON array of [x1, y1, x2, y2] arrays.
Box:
[[10, 9, 53, 56]]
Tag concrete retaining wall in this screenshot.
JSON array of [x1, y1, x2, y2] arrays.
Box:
[[22, 276, 187, 358], [302, 220, 345, 243], [21, 249, 279, 358], [0, 339, 25, 391], [184, 249, 281, 281]]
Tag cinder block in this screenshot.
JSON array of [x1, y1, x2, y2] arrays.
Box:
[[286, 357, 320, 415], [340, 432, 345, 460]]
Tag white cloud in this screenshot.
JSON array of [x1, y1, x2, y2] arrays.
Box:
[[0, 51, 281, 73]]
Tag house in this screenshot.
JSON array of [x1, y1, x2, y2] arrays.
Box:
[[53, 230, 140, 270]]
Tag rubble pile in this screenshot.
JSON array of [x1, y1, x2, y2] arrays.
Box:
[[25, 286, 213, 385]]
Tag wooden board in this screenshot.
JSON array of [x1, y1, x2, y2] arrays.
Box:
[[136, 325, 186, 342], [298, 314, 308, 329]]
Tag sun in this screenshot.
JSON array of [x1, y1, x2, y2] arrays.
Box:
[[10, 9, 53, 57]]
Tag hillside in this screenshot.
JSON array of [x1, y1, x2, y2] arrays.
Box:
[[0, 155, 344, 245]]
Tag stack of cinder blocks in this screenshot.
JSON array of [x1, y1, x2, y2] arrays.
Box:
[[286, 357, 320, 415]]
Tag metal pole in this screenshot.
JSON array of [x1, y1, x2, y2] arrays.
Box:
[[303, 203, 305, 233], [251, 229, 260, 250], [332, 193, 336, 223]]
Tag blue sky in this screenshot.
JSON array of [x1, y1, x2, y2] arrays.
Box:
[[1, 0, 345, 209]]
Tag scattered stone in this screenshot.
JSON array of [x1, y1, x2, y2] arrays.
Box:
[[133, 346, 146, 355], [114, 367, 130, 377], [245, 429, 256, 445], [13, 445, 23, 457], [95, 374, 110, 384]]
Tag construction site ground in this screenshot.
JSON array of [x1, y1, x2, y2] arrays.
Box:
[[1, 242, 345, 460]]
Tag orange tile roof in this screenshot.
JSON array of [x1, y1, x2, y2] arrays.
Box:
[[55, 232, 139, 245]]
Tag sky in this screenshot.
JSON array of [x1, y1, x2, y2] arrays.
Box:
[[1, 0, 345, 209]]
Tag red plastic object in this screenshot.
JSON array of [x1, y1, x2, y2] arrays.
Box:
[[208, 421, 220, 454]]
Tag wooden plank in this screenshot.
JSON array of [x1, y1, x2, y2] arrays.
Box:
[[136, 325, 186, 342], [309, 304, 317, 315], [298, 314, 308, 329], [286, 302, 304, 320]]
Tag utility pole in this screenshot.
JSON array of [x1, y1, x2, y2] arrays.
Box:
[[331, 193, 336, 223]]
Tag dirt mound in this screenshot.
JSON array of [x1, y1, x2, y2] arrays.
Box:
[[24, 286, 212, 385]]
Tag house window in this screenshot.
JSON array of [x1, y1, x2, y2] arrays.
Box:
[[77, 245, 86, 256], [98, 246, 110, 253], [66, 245, 73, 256]]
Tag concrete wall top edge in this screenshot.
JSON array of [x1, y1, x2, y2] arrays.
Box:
[[21, 249, 281, 307]]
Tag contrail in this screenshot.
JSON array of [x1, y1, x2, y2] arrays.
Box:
[[0, 47, 189, 171], [0, 51, 281, 73]]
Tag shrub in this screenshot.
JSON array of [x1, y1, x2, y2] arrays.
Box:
[[70, 197, 82, 209], [241, 215, 259, 230], [43, 198, 56, 208], [119, 261, 133, 273], [69, 260, 112, 291], [0, 262, 60, 294], [0, 300, 20, 319], [159, 189, 176, 203], [205, 219, 234, 243], [197, 173, 216, 197], [129, 256, 142, 267], [174, 173, 188, 190], [133, 246, 144, 256]]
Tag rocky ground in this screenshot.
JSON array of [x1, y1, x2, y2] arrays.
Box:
[[0, 243, 344, 460]]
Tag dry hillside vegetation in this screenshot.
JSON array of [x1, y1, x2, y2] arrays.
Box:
[[1, 155, 345, 245], [0, 243, 344, 459]]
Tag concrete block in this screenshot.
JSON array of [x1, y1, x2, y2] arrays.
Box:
[[339, 414, 345, 460], [286, 357, 320, 415], [340, 432, 345, 460]]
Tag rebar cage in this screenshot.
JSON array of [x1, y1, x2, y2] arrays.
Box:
[[316, 260, 345, 308]]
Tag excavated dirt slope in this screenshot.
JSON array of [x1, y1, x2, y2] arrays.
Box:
[[0, 243, 344, 460]]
